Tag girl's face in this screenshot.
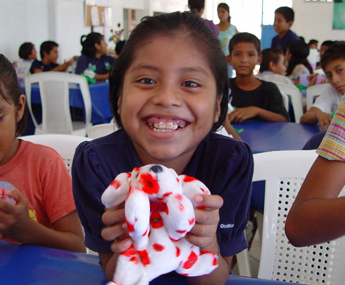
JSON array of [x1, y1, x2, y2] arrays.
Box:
[[45, 46, 59, 64], [118, 34, 221, 170], [271, 54, 286, 75], [0, 94, 25, 166], [95, 38, 108, 56], [217, 7, 229, 22]]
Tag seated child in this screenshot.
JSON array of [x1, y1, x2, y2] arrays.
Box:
[[300, 42, 345, 131], [285, 39, 313, 85], [258, 48, 294, 86], [72, 12, 253, 284], [271, 6, 300, 55], [115, 40, 126, 58], [227, 33, 289, 123], [30, 41, 76, 73], [286, 95, 345, 247], [315, 40, 334, 71], [75, 32, 115, 81], [0, 54, 85, 252]]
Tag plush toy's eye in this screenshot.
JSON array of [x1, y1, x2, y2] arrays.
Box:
[[139, 173, 159, 194]]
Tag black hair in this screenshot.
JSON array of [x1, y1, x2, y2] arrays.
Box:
[[321, 40, 334, 49], [109, 11, 228, 132], [80, 32, 104, 57], [115, 40, 126, 56], [308, 39, 318, 48], [18, 42, 34, 60], [217, 3, 231, 23], [260, 48, 284, 73], [229, 32, 261, 55], [275, 6, 294, 23], [40, 41, 58, 60], [188, 0, 205, 13], [286, 39, 313, 76], [321, 41, 345, 70], [0, 54, 28, 136]]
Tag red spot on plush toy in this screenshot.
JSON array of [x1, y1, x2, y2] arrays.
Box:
[[140, 173, 159, 195], [183, 251, 198, 269], [183, 176, 198, 183], [150, 211, 163, 229], [138, 250, 150, 266], [110, 179, 121, 189], [153, 243, 165, 252]]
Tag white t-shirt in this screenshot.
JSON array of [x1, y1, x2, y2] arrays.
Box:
[[312, 84, 342, 113], [257, 72, 295, 86]]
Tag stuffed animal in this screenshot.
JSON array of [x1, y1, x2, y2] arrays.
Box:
[[101, 164, 218, 285]]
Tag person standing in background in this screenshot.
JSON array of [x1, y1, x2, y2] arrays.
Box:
[[217, 3, 238, 78], [188, 0, 219, 36]]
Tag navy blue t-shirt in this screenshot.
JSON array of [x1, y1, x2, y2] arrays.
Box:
[[72, 129, 253, 257], [30, 59, 59, 73], [271, 29, 300, 55], [75, 54, 115, 75]]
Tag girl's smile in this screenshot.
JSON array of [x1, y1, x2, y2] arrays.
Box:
[[118, 34, 221, 170]]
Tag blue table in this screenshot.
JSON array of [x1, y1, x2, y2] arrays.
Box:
[[232, 120, 321, 213], [21, 81, 112, 126], [0, 240, 296, 285]]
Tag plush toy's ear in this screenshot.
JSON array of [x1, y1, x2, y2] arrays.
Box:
[[101, 172, 131, 208], [180, 175, 211, 208]]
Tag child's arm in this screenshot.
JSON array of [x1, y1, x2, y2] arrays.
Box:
[[0, 189, 85, 252], [300, 107, 332, 131], [285, 156, 345, 247], [51, 58, 75, 72], [223, 117, 243, 141], [228, 106, 288, 123], [94, 73, 110, 81], [185, 194, 231, 285]]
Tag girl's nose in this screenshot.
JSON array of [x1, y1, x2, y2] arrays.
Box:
[[151, 83, 182, 107]]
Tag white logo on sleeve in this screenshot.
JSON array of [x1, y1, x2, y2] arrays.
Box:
[[220, 223, 234, 229]]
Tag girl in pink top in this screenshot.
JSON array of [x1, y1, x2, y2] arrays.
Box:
[[0, 54, 85, 252]]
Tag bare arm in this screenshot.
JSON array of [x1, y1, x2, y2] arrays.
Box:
[[94, 73, 110, 81], [0, 190, 85, 252], [300, 107, 332, 131], [285, 156, 345, 247], [223, 118, 243, 141], [228, 107, 288, 123]]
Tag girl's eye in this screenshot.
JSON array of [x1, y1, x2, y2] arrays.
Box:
[[138, 78, 155, 84], [337, 68, 343, 74], [182, 81, 199, 88]]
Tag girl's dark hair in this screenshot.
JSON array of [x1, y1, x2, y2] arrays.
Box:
[[321, 41, 345, 71], [188, 0, 205, 13], [109, 11, 228, 133], [18, 42, 34, 60], [217, 3, 231, 23], [260, 48, 283, 73], [0, 54, 28, 136], [229, 32, 261, 55], [40, 41, 58, 60], [80, 33, 104, 57], [286, 39, 313, 76]]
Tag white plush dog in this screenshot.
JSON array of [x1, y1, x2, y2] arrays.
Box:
[[101, 164, 218, 285]]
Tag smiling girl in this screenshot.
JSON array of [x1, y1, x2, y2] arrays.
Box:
[[72, 12, 253, 284]]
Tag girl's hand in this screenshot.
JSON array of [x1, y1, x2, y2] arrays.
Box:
[[101, 202, 133, 253], [185, 194, 223, 249], [0, 189, 32, 240], [228, 107, 259, 123]]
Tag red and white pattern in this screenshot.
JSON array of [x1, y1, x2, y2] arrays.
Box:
[[101, 164, 218, 285]]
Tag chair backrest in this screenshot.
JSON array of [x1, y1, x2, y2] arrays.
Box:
[[274, 82, 303, 123], [16, 61, 32, 80], [20, 134, 92, 174], [253, 150, 345, 284], [306, 84, 329, 111], [86, 123, 118, 139], [25, 72, 92, 135]]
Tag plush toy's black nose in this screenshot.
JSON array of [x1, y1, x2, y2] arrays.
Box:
[[150, 165, 163, 173]]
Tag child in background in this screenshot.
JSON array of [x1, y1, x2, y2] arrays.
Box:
[[72, 12, 253, 284], [315, 40, 334, 70], [227, 33, 289, 123], [258, 48, 295, 86], [216, 2, 238, 78], [115, 40, 126, 58], [286, 95, 345, 247], [18, 42, 37, 61], [300, 42, 345, 131], [308, 39, 318, 50], [30, 41, 76, 73], [285, 39, 313, 85], [271, 6, 300, 55], [0, 54, 85, 252], [75, 33, 115, 82]]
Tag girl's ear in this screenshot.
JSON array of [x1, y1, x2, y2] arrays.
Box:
[[117, 95, 122, 115], [214, 95, 222, 123], [16, 94, 25, 123], [269, 60, 276, 72]]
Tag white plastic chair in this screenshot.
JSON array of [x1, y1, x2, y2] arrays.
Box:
[[25, 72, 92, 136], [274, 82, 304, 123], [15, 61, 32, 79], [87, 123, 118, 139], [252, 150, 345, 284], [306, 84, 329, 111]]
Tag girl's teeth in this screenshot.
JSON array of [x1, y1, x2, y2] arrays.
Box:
[[153, 122, 178, 130]]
